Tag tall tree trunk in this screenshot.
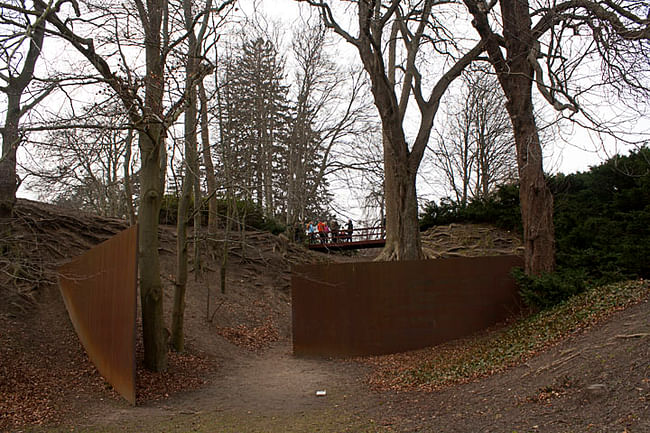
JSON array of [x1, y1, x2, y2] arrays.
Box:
[[376, 132, 423, 261], [192, 153, 202, 282], [172, 161, 191, 351], [123, 128, 137, 225], [172, 0, 205, 351], [138, 125, 167, 371], [372, 16, 423, 261], [199, 82, 218, 234], [464, 0, 555, 275], [362, 63, 424, 261], [499, 0, 555, 275], [139, 0, 168, 371], [200, 77, 217, 321], [0, 94, 19, 222], [510, 102, 555, 275], [37, 0, 170, 370]]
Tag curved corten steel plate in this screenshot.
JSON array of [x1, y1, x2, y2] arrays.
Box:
[[58, 225, 138, 405], [292, 255, 524, 358]]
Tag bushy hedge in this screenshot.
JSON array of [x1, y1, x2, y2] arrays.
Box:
[[420, 147, 650, 308], [550, 147, 650, 282], [419, 183, 521, 233]]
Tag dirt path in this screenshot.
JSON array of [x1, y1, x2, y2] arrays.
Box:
[[69, 342, 380, 433], [178, 344, 371, 413], [49, 299, 649, 433]]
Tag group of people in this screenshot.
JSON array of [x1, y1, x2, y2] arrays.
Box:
[[306, 219, 354, 244]]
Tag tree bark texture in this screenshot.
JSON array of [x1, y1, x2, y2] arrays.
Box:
[[139, 0, 168, 371], [138, 125, 167, 370], [0, 94, 19, 221], [511, 104, 555, 275], [1, 3, 46, 222], [499, 0, 555, 275], [377, 133, 423, 260], [464, 0, 555, 275]]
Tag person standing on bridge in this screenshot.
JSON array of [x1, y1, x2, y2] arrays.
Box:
[[330, 219, 340, 243], [307, 221, 316, 244], [324, 221, 331, 243], [317, 220, 327, 244], [346, 219, 353, 242]]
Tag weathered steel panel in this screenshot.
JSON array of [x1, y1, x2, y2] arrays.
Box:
[[58, 225, 138, 404], [292, 255, 523, 357]]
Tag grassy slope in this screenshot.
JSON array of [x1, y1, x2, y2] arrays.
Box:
[[362, 279, 649, 392]]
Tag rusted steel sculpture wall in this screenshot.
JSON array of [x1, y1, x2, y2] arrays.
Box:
[[292, 255, 523, 357], [58, 225, 138, 404]]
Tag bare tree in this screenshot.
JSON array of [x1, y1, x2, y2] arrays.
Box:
[[302, 0, 484, 260], [430, 70, 516, 205], [0, 0, 49, 225], [285, 23, 332, 231], [172, 0, 216, 353], [462, 0, 650, 274], [35, 0, 235, 371], [25, 103, 135, 218], [285, 21, 372, 236], [199, 80, 218, 233], [431, 87, 475, 206]]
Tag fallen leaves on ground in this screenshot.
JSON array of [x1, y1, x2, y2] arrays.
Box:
[[136, 349, 216, 404], [0, 315, 218, 430], [216, 317, 279, 351], [524, 375, 575, 405], [0, 322, 116, 429]]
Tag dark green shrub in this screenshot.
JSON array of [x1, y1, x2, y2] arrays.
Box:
[[461, 184, 522, 232], [419, 198, 460, 229], [551, 147, 650, 282], [512, 267, 587, 310], [260, 217, 286, 235], [419, 183, 521, 232]]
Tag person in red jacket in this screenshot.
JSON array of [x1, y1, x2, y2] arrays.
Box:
[[317, 220, 327, 244]]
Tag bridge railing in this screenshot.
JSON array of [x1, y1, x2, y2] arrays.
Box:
[[307, 225, 385, 245]]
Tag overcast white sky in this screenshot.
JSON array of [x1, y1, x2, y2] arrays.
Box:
[[13, 0, 648, 221]]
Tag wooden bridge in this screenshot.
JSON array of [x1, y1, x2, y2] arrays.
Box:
[[307, 226, 386, 251]]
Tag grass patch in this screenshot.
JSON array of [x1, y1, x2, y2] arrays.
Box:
[[29, 407, 386, 433], [361, 279, 649, 392]]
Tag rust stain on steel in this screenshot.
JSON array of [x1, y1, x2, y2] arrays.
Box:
[[58, 225, 138, 405], [292, 255, 523, 357]]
